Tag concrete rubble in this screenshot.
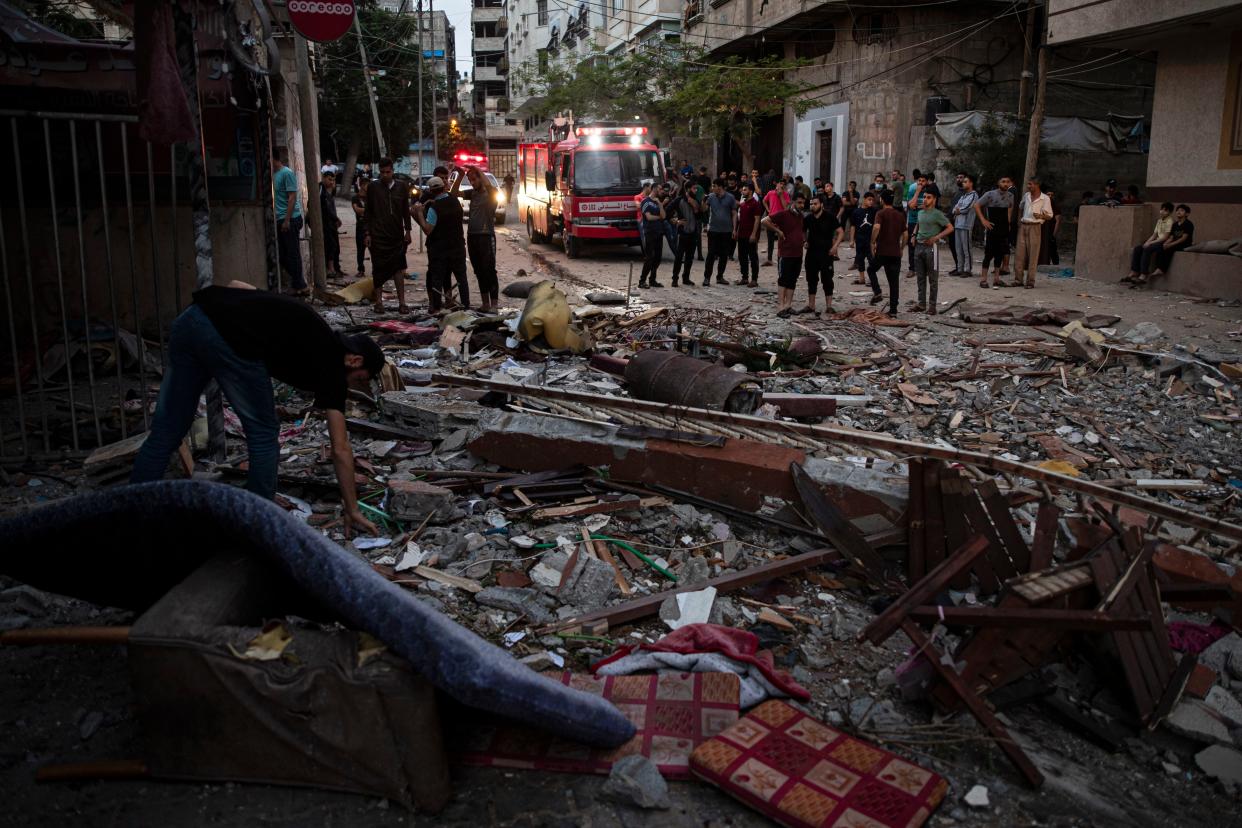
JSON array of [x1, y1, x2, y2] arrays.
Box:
[[4, 282, 1242, 828]]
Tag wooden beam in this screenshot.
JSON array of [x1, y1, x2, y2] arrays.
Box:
[[1030, 501, 1062, 572], [907, 606, 1151, 631], [790, 462, 889, 587], [902, 620, 1045, 788], [860, 535, 990, 646]]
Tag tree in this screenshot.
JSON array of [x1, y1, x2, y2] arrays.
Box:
[[948, 113, 1057, 191], [317, 1, 447, 183], [660, 52, 815, 171], [510, 45, 814, 169]]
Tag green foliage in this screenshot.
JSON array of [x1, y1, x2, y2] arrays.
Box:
[[949, 113, 1056, 192], [12, 1, 107, 39], [512, 45, 814, 163], [318, 0, 447, 159]]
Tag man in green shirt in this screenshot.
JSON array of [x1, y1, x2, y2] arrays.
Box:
[[909, 191, 953, 314], [273, 151, 306, 295]]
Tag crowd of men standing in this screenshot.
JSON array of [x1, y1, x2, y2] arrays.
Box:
[[271, 153, 502, 317], [636, 162, 1063, 316]]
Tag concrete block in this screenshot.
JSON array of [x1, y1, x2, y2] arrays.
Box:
[[381, 392, 483, 440], [559, 554, 617, 611], [387, 478, 460, 524]]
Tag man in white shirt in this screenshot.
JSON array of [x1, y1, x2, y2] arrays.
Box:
[[1014, 177, 1053, 289]]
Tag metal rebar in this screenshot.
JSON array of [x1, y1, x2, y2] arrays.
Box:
[[12, 118, 50, 451], [120, 123, 149, 429], [0, 174, 27, 457], [96, 120, 126, 439], [145, 141, 165, 371], [43, 119, 79, 451], [69, 120, 103, 446]]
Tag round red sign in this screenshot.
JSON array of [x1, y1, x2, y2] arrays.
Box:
[[287, 0, 356, 43]]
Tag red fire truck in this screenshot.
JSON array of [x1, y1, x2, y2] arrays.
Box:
[[517, 122, 666, 258]]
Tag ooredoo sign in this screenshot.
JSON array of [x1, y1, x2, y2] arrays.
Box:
[[287, 0, 356, 43]]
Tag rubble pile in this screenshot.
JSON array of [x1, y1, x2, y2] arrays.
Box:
[[4, 283, 1242, 825]]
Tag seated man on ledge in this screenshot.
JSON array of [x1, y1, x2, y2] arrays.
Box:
[[130, 281, 383, 537], [1121, 201, 1173, 285], [1133, 204, 1194, 289]]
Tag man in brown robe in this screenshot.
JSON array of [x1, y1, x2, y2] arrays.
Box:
[[364, 157, 412, 314]]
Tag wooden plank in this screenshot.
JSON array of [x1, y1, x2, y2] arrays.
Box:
[[1029, 501, 1061, 572], [1149, 651, 1198, 729], [1010, 564, 1095, 604], [940, 471, 975, 590], [902, 619, 1045, 788], [922, 461, 947, 571], [405, 566, 483, 594], [907, 606, 1152, 631], [540, 545, 848, 634], [1089, 547, 1156, 717], [860, 535, 989, 646], [790, 462, 889, 587], [979, 479, 1031, 573], [960, 479, 1018, 582], [907, 459, 926, 583]]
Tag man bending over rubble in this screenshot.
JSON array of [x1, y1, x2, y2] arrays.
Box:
[[130, 282, 383, 537]]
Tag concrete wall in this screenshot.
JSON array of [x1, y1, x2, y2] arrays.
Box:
[[1147, 33, 1242, 197], [686, 4, 1154, 191], [1047, 0, 1239, 44], [1074, 204, 1242, 298], [0, 201, 268, 353]]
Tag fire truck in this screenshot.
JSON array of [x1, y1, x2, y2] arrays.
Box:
[[517, 122, 666, 258]]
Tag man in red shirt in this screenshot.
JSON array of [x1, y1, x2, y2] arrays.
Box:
[[868, 190, 909, 316], [735, 182, 763, 286], [761, 194, 807, 318]]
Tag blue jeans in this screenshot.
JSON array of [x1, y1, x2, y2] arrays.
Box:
[[130, 305, 279, 499]]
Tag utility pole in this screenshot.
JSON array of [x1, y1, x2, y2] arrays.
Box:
[[429, 0, 440, 166], [1022, 45, 1048, 187], [355, 14, 387, 158], [417, 0, 425, 174], [295, 34, 328, 292], [1016, 2, 1038, 119]]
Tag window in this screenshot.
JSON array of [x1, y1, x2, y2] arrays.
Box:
[[611, 0, 623, 14], [795, 26, 835, 60], [537, 0, 548, 25], [571, 150, 662, 195], [852, 13, 896, 46], [537, 48, 548, 74], [557, 154, 570, 188], [523, 147, 537, 189]]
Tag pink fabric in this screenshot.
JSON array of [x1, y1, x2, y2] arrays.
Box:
[[592, 623, 810, 701], [763, 188, 790, 216], [1168, 620, 1232, 654], [134, 0, 195, 146]]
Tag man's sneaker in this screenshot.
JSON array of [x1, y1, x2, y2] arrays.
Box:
[[681, 281, 694, 288], [869, 293, 883, 305], [649, 281, 665, 288], [637, 282, 648, 289], [762, 260, 774, 267], [701, 280, 711, 286], [910, 303, 926, 312], [715, 278, 728, 285]]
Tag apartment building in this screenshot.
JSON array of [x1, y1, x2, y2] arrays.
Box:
[[378, 1, 458, 122], [683, 0, 1152, 189]]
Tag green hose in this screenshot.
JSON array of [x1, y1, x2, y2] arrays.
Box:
[[533, 535, 677, 582]]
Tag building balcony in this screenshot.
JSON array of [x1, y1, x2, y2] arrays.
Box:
[[474, 65, 502, 82], [471, 5, 503, 21], [474, 35, 504, 51]]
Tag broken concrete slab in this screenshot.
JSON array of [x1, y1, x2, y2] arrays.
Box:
[[475, 587, 554, 625], [381, 392, 484, 441], [558, 554, 618, 611], [600, 755, 671, 810], [1164, 699, 1234, 746], [1195, 744, 1242, 790], [387, 478, 461, 525]]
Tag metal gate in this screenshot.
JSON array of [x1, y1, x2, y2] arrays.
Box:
[[0, 110, 193, 461]]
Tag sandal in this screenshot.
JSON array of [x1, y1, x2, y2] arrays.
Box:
[[796, 306, 817, 315], [776, 308, 794, 318], [979, 280, 989, 288]]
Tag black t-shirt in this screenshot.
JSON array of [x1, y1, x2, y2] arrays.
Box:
[[194, 286, 348, 411], [851, 205, 879, 244], [1170, 219, 1194, 248], [821, 193, 843, 219], [351, 192, 367, 230], [804, 210, 841, 254]]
